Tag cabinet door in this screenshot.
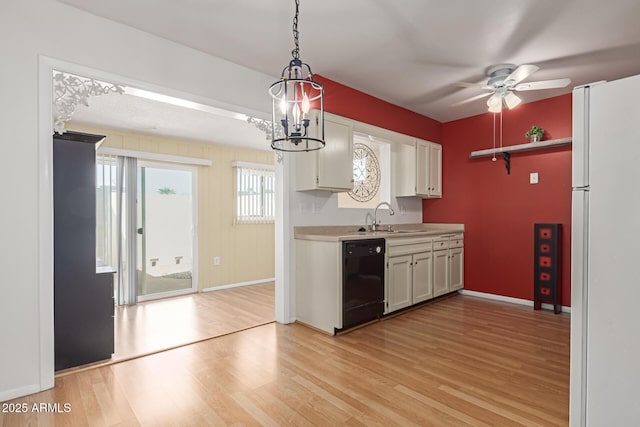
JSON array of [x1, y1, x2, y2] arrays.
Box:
[[392, 142, 417, 197], [317, 114, 354, 191], [428, 143, 442, 198], [415, 139, 430, 196], [412, 251, 433, 303], [387, 255, 413, 312], [433, 249, 449, 297], [449, 247, 464, 291]]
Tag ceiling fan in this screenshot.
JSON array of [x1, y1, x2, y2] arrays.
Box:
[[452, 64, 571, 112]]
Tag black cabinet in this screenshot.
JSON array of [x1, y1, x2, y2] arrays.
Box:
[[54, 131, 114, 370]]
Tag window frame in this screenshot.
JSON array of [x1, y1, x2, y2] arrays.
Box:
[[232, 161, 276, 224]]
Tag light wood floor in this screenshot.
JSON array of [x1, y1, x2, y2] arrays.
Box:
[[1, 295, 570, 426], [112, 282, 275, 362]]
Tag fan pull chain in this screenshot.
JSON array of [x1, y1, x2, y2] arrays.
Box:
[[500, 109, 503, 150], [492, 112, 497, 161]]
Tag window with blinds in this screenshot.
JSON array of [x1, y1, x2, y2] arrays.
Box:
[[232, 161, 275, 224]]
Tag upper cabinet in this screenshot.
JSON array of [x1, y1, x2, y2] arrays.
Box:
[[295, 111, 354, 192], [394, 138, 442, 198]]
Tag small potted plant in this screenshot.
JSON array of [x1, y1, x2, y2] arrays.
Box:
[[525, 125, 544, 143]]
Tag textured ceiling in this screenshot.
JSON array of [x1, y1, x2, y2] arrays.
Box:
[[60, 0, 640, 146]]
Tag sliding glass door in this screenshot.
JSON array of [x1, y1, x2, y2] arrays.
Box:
[[137, 161, 197, 300]]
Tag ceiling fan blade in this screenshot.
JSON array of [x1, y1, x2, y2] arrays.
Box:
[[452, 82, 482, 88], [514, 78, 571, 91], [506, 64, 540, 85], [451, 92, 493, 107], [452, 82, 492, 90]]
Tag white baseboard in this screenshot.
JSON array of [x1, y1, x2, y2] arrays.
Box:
[[458, 289, 571, 313], [202, 278, 275, 293], [0, 383, 43, 402]]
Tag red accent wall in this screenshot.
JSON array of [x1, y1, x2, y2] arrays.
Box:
[[423, 94, 572, 306], [314, 75, 442, 142], [315, 74, 572, 306]]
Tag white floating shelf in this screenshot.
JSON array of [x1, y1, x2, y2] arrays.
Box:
[[469, 137, 572, 159]]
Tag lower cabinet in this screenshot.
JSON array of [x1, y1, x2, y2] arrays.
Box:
[[450, 246, 464, 291], [387, 233, 463, 313], [387, 255, 413, 312], [386, 237, 434, 313], [412, 251, 434, 302], [434, 234, 465, 297], [433, 248, 450, 297]]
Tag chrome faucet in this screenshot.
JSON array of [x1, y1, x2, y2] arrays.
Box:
[[364, 212, 375, 230], [372, 202, 395, 231]]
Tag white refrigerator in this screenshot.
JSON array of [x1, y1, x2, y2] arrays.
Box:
[[571, 75, 640, 426]]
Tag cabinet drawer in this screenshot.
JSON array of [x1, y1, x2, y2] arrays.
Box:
[[449, 234, 464, 248], [387, 237, 433, 257], [433, 238, 450, 250]]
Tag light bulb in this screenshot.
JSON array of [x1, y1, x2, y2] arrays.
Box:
[[293, 103, 300, 123], [279, 96, 287, 115], [301, 91, 310, 114]]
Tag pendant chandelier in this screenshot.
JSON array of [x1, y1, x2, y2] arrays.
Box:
[[269, 0, 325, 152]]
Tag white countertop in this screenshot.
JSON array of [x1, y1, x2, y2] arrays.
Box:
[[294, 223, 464, 242]]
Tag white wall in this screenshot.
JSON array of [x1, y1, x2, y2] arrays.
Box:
[[291, 189, 422, 227], [0, 0, 424, 401], [0, 0, 274, 401]]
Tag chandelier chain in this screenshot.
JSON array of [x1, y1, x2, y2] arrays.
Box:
[[291, 0, 300, 59]]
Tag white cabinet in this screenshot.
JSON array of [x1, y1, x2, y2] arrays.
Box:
[[412, 251, 434, 303], [433, 247, 450, 297], [387, 255, 413, 312], [295, 111, 354, 192], [433, 233, 464, 297], [386, 237, 433, 313], [450, 246, 464, 291], [394, 139, 442, 198], [427, 142, 442, 197]]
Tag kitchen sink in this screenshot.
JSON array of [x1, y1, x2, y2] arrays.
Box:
[[358, 229, 415, 234]]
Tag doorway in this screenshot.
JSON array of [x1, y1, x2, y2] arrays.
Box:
[[97, 157, 198, 304], [39, 61, 280, 383], [136, 161, 197, 301]]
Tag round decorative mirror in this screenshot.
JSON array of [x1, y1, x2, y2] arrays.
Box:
[[349, 142, 380, 202]]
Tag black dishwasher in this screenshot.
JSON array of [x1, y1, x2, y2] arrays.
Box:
[[341, 239, 385, 331]]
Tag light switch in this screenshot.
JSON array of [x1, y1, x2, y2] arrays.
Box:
[[530, 172, 539, 184]]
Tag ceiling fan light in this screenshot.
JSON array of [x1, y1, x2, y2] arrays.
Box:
[[504, 91, 522, 109], [487, 94, 502, 113]]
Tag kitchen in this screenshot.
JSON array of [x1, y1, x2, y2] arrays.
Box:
[[284, 77, 571, 333], [2, 0, 640, 425]]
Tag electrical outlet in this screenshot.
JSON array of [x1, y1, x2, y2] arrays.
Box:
[[213, 256, 220, 265], [530, 172, 539, 184]]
